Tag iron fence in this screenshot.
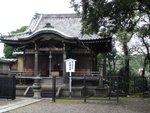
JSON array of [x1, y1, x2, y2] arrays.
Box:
[[83, 75, 121, 103], [130, 76, 150, 97]]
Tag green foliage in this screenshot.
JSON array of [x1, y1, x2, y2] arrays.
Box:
[[11, 26, 27, 34], [4, 26, 27, 58], [130, 55, 144, 73], [71, 0, 150, 95], [71, 0, 150, 94], [71, 0, 144, 35], [3, 44, 16, 58]]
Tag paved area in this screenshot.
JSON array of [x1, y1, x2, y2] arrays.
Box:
[[0, 97, 41, 113], [2, 97, 150, 113]]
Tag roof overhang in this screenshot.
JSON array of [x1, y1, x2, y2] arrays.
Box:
[[0, 59, 17, 64], [0, 28, 79, 46], [81, 38, 112, 53], [19, 28, 78, 41]]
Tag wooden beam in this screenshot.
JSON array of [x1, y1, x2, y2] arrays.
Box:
[[39, 48, 63, 51], [70, 49, 90, 54]]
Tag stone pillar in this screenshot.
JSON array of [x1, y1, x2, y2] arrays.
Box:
[[32, 43, 41, 99], [32, 76, 42, 99]]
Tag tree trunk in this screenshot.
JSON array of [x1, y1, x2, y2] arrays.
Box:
[[141, 37, 150, 77], [108, 60, 112, 72], [112, 59, 116, 72], [123, 42, 130, 94]]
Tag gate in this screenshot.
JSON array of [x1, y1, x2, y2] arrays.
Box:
[[0, 76, 16, 100]]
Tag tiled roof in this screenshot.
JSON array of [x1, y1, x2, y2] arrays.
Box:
[[0, 59, 17, 63], [0, 13, 101, 41]]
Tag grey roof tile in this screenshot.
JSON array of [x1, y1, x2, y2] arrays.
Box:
[[1, 13, 101, 41]]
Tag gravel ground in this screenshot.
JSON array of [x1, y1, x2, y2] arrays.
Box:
[[5, 97, 150, 113]]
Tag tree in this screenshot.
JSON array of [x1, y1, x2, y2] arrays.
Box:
[[116, 29, 134, 93], [136, 16, 150, 76], [3, 26, 27, 58], [71, 0, 150, 93], [11, 26, 27, 34], [71, 0, 139, 34], [3, 45, 16, 58]]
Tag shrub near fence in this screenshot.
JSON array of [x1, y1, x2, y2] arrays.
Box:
[[0, 76, 16, 100]]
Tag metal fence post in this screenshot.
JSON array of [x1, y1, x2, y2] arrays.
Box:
[[52, 76, 56, 102], [83, 75, 86, 102], [116, 76, 119, 103], [134, 77, 135, 94], [12, 76, 16, 100], [108, 77, 111, 100], [142, 76, 145, 98]]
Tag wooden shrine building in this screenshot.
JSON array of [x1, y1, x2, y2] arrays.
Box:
[[0, 13, 111, 78]]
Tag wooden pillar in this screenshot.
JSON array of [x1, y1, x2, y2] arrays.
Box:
[[95, 53, 98, 71], [103, 53, 106, 76], [90, 49, 93, 72], [34, 43, 39, 77], [63, 43, 66, 81], [23, 50, 25, 72], [49, 51, 52, 76], [33, 43, 41, 99], [93, 53, 96, 71]]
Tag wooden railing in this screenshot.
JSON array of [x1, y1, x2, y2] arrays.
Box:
[[73, 71, 102, 77], [10, 71, 34, 77], [0, 69, 10, 75]]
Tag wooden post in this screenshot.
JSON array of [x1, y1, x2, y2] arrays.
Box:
[[63, 43, 66, 82], [94, 53, 97, 72], [23, 50, 25, 72], [33, 43, 41, 99], [34, 43, 39, 77], [49, 51, 52, 76], [103, 53, 106, 76], [89, 49, 93, 72]]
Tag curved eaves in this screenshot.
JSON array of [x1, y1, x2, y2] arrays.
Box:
[[18, 28, 78, 42]]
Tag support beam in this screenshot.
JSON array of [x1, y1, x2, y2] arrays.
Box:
[[34, 43, 39, 77], [49, 51, 52, 76], [33, 43, 41, 99], [102, 53, 107, 76], [23, 50, 25, 72], [90, 49, 93, 72], [63, 43, 67, 82]]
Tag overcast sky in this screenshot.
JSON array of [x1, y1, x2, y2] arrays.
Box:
[[0, 0, 75, 57]]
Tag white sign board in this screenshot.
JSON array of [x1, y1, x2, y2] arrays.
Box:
[[65, 58, 76, 72]]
